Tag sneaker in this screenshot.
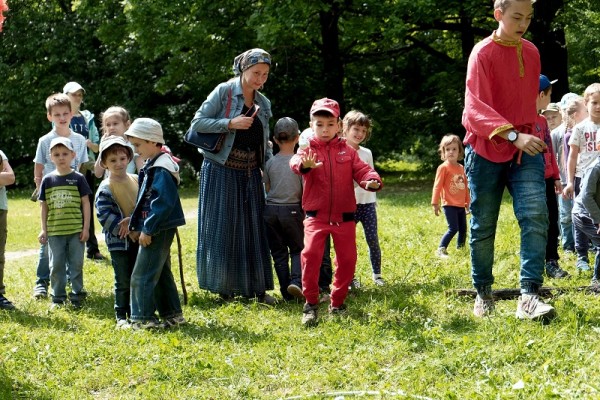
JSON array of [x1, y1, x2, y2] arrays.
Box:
[[87, 252, 106, 261], [257, 293, 277, 305], [50, 301, 64, 310], [349, 278, 361, 290], [373, 275, 386, 286], [515, 294, 556, 321], [576, 258, 591, 272], [130, 319, 164, 330], [473, 294, 495, 317], [70, 300, 82, 310], [591, 278, 600, 289], [319, 291, 331, 304], [328, 303, 347, 314], [287, 284, 304, 299], [33, 282, 48, 299], [436, 247, 449, 258], [545, 260, 570, 278], [302, 303, 318, 327], [0, 294, 15, 310], [115, 319, 129, 329], [163, 315, 187, 328]]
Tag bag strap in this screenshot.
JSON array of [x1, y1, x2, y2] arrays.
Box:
[[225, 87, 233, 118]]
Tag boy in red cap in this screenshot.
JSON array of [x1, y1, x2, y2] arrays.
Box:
[[290, 98, 382, 326]]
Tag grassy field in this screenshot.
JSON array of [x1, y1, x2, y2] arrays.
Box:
[[1, 175, 600, 399]]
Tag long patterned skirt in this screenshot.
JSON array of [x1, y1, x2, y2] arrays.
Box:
[[196, 158, 273, 297]]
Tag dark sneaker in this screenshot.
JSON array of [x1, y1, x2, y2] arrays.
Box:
[[473, 294, 495, 317], [0, 294, 15, 310], [545, 260, 570, 278], [163, 315, 187, 328], [33, 282, 48, 299], [287, 284, 304, 299], [257, 293, 277, 305], [70, 300, 82, 310], [50, 301, 64, 310], [302, 303, 318, 327], [87, 252, 106, 261], [349, 278, 361, 290], [328, 303, 347, 315], [516, 294, 556, 321]]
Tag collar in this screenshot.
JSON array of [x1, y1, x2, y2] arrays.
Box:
[[492, 31, 524, 78]]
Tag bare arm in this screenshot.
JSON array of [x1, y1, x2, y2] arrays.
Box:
[[0, 159, 15, 186], [34, 163, 44, 189], [563, 145, 579, 199], [38, 201, 48, 244]]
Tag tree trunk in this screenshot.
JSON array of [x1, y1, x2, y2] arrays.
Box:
[[530, 0, 569, 100], [319, 0, 345, 112]]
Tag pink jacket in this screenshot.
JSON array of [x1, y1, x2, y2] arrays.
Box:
[[290, 136, 382, 223]]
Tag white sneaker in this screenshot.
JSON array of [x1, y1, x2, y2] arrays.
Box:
[[436, 247, 449, 259], [373, 274, 385, 286], [515, 294, 556, 321], [473, 294, 495, 317]]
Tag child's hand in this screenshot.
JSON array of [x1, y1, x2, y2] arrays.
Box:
[[301, 149, 323, 169], [563, 183, 574, 199], [118, 218, 131, 239], [139, 232, 152, 247], [38, 231, 47, 244], [554, 180, 563, 195], [128, 231, 140, 242], [80, 230, 89, 242], [432, 204, 440, 216], [361, 180, 380, 190]]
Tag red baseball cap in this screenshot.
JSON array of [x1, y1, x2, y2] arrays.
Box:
[[310, 98, 340, 118]]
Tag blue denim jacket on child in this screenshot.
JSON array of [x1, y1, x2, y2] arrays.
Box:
[[129, 153, 185, 235], [189, 78, 273, 167]]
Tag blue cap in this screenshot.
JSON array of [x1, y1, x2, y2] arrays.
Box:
[[539, 75, 558, 92]]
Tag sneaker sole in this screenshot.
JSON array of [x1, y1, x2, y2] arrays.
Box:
[[287, 285, 304, 299], [515, 308, 557, 321]]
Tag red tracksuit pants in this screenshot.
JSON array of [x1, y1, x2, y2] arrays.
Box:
[[301, 218, 356, 307]]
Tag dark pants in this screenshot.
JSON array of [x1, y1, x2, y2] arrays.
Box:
[[264, 204, 304, 300], [573, 213, 600, 279], [439, 206, 467, 249], [573, 176, 591, 258], [109, 240, 139, 320], [83, 170, 100, 257], [545, 178, 560, 261]]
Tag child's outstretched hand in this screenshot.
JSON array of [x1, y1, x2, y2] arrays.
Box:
[[432, 204, 440, 216], [301, 149, 323, 169], [360, 180, 380, 190], [118, 217, 131, 239]]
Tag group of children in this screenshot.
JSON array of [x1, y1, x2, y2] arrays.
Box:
[[0, 90, 187, 329]]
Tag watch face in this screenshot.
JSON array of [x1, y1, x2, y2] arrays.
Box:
[[508, 131, 517, 142]]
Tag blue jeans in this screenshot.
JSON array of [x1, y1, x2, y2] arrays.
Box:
[[36, 243, 50, 285], [464, 146, 548, 294], [130, 228, 182, 322], [48, 233, 85, 303], [439, 205, 467, 250], [558, 195, 575, 251], [573, 213, 600, 279], [109, 240, 139, 320]]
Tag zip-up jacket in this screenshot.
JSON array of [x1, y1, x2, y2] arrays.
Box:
[[290, 136, 382, 223], [95, 175, 137, 252], [129, 153, 185, 235]]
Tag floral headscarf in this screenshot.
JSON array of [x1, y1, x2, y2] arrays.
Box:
[[232, 48, 271, 77]]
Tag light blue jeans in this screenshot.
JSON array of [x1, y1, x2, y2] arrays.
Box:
[[558, 195, 575, 251], [464, 146, 548, 295], [130, 228, 182, 322], [48, 233, 85, 303]]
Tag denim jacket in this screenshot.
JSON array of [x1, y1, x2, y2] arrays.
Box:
[[129, 153, 185, 235], [189, 78, 272, 167], [95, 176, 137, 252]]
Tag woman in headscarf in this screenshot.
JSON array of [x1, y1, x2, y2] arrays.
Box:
[[190, 48, 275, 304]]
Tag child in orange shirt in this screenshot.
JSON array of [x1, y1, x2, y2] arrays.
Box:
[[432, 134, 470, 258]]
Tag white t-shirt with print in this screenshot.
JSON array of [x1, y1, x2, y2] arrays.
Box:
[[568, 118, 600, 178]]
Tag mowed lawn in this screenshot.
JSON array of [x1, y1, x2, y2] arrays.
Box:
[[1, 174, 600, 399]]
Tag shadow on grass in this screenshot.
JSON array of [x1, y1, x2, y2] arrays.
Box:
[[0, 363, 52, 400]]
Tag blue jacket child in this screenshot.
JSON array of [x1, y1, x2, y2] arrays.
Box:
[[125, 118, 186, 329]]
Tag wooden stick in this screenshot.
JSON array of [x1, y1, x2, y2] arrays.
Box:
[[175, 229, 188, 305]]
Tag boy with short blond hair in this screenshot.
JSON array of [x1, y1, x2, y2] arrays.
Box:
[[290, 98, 382, 326], [462, 0, 555, 320], [38, 137, 91, 309], [32, 93, 89, 299]]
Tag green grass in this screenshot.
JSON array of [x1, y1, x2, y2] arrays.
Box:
[[1, 180, 600, 399]]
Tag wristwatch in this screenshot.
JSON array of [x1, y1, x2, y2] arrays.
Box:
[[507, 130, 519, 143]]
